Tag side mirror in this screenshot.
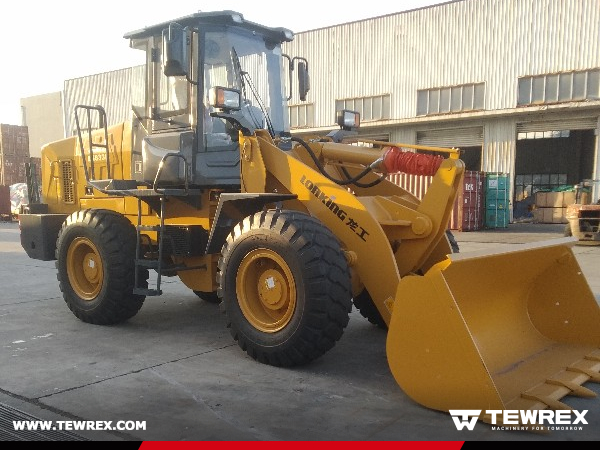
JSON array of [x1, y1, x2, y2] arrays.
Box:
[[298, 60, 310, 101], [162, 23, 189, 77]]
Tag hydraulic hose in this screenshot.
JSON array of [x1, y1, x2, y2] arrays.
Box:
[[340, 166, 386, 188]]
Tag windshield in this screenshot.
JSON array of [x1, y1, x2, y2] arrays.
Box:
[[203, 28, 290, 138]]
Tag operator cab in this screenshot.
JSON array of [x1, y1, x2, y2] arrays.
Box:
[[124, 11, 306, 188]]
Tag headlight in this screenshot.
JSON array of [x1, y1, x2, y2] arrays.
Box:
[[209, 87, 241, 111], [336, 109, 360, 130]]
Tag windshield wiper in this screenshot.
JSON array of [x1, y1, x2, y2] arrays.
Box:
[[231, 46, 275, 138], [242, 72, 275, 138], [231, 47, 247, 99]]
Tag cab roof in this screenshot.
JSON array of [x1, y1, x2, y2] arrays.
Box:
[[123, 10, 294, 43]]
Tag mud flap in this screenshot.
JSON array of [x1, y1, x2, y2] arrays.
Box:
[[387, 237, 600, 417]]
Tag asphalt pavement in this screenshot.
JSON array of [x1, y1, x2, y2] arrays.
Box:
[[0, 220, 599, 441]]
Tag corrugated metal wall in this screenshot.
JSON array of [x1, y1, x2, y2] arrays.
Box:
[[283, 0, 600, 207], [58, 1, 600, 139], [483, 118, 516, 174], [63, 66, 145, 137], [54, 0, 600, 206], [20, 92, 64, 158], [585, 116, 600, 203], [283, 0, 600, 126]]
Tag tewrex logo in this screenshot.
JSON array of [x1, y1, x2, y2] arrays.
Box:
[[450, 411, 481, 431], [450, 409, 589, 431]]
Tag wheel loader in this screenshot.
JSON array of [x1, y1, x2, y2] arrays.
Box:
[[564, 181, 600, 246], [19, 11, 600, 427]]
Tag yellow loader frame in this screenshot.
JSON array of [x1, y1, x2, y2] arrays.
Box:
[[33, 120, 600, 424]]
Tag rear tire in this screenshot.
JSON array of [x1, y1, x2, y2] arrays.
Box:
[[446, 230, 460, 253], [353, 289, 387, 329], [218, 210, 352, 367], [56, 209, 148, 324], [193, 290, 221, 304]]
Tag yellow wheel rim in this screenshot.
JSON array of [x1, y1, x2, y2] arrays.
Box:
[[67, 237, 104, 301], [236, 248, 297, 333]]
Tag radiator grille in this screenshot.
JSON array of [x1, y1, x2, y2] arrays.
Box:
[[60, 160, 75, 204]]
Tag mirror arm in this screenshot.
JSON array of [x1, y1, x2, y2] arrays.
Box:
[[210, 111, 254, 136], [282, 54, 293, 101], [292, 56, 309, 72]]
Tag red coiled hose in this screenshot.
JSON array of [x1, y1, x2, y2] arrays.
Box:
[[381, 146, 444, 176]]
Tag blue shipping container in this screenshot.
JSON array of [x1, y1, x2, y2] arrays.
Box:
[[485, 173, 510, 228], [486, 209, 510, 228], [486, 174, 508, 190]]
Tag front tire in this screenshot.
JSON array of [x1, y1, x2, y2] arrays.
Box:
[[56, 209, 148, 324], [218, 210, 352, 367]]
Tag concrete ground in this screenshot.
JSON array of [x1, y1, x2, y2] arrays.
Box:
[[0, 219, 599, 441]]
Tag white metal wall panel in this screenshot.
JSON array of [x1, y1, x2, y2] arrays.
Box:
[[483, 119, 516, 174], [283, 0, 600, 127], [63, 66, 145, 137], [594, 117, 600, 202], [482, 118, 517, 219], [389, 128, 416, 145]]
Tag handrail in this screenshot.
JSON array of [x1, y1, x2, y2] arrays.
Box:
[[152, 153, 189, 194], [74, 105, 111, 183]]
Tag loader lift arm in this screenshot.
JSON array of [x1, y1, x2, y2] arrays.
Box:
[[234, 129, 600, 422]]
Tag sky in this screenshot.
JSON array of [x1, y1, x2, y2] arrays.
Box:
[[0, 0, 449, 125]]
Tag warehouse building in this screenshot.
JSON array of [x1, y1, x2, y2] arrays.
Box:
[[282, 0, 600, 221], [20, 92, 63, 159], [23, 0, 600, 222]]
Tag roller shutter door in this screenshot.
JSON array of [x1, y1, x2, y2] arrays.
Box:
[[416, 127, 483, 147], [517, 117, 598, 133]]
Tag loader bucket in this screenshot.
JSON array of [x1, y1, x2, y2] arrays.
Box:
[[387, 237, 600, 417]]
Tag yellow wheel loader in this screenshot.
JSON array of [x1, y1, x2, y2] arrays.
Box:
[[19, 11, 600, 426]]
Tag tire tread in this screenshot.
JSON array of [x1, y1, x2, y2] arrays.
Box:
[[56, 209, 148, 325], [218, 210, 352, 367]]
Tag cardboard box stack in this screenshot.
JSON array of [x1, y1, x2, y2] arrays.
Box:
[[0, 124, 30, 186], [533, 191, 576, 224]]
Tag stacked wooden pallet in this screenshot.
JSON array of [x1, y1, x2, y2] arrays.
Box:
[[533, 191, 579, 224]]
